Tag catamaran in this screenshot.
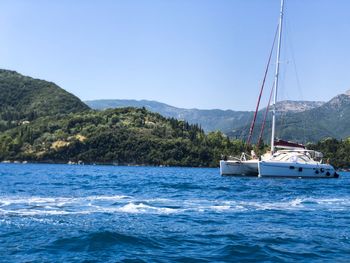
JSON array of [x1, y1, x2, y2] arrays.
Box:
[[220, 0, 339, 178]]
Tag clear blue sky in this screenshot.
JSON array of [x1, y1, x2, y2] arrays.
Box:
[[0, 0, 349, 110]]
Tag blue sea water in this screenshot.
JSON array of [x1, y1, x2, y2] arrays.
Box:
[[0, 164, 350, 262]]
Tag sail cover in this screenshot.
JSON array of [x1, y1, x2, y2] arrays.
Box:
[[274, 139, 305, 149]]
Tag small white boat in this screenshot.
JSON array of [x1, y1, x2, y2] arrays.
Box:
[[258, 149, 339, 178]]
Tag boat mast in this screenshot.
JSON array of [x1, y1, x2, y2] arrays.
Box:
[[271, 0, 284, 153]]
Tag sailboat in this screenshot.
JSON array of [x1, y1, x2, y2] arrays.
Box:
[[220, 0, 339, 178]]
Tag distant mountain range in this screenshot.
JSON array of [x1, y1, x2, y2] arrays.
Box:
[[85, 99, 325, 134], [229, 92, 350, 143], [87, 91, 350, 143], [86, 99, 252, 133], [86, 97, 346, 143]]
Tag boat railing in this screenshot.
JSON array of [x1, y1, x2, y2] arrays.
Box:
[[277, 149, 323, 156], [273, 149, 324, 163]]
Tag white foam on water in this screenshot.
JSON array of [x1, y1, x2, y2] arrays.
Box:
[[0, 195, 131, 207], [84, 195, 131, 201], [302, 198, 350, 211], [1, 195, 350, 217], [209, 205, 231, 211], [1, 209, 72, 216], [117, 203, 179, 214], [314, 198, 350, 205], [0, 195, 180, 216], [290, 198, 303, 207], [236, 197, 350, 211]]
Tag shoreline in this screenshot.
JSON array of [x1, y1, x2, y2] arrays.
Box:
[[0, 160, 218, 169], [1, 160, 349, 172]]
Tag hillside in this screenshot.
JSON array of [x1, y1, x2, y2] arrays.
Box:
[[0, 69, 89, 130], [0, 70, 247, 167], [0, 107, 244, 167]]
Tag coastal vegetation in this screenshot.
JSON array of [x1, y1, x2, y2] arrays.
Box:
[[0, 107, 246, 167], [308, 138, 350, 169]]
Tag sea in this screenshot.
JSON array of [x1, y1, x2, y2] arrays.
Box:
[[0, 163, 350, 262]]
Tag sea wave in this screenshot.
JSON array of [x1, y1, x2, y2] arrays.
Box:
[[47, 230, 162, 252], [1, 195, 350, 216]]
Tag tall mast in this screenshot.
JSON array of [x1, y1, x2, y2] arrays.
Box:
[[270, 0, 284, 153]]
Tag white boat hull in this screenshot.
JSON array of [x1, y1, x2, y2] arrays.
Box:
[[220, 160, 259, 176], [258, 161, 339, 178]]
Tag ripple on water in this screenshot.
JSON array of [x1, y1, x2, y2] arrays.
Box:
[[48, 231, 161, 252]]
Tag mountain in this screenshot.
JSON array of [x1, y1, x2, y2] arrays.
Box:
[[231, 91, 350, 143], [0, 69, 89, 127], [289, 92, 350, 141], [269, 100, 325, 113], [85, 99, 325, 134]]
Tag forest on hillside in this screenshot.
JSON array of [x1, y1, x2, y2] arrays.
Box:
[[0, 107, 247, 167]]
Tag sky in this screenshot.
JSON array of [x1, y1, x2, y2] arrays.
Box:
[[0, 0, 349, 111]]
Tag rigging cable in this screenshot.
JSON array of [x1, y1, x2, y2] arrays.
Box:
[[246, 26, 279, 147], [286, 20, 307, 144], [257, 83, 274, 148]]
